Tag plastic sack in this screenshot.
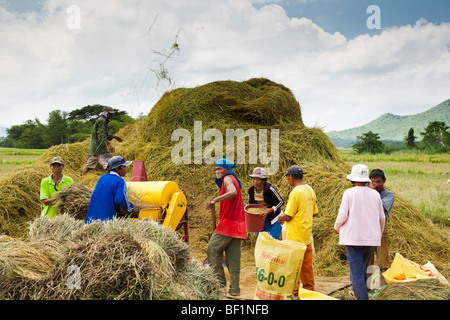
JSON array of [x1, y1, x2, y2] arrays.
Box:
[[254, 232, 307, 300], [297, 288, 338, 300], [383, 253, 450, 287]]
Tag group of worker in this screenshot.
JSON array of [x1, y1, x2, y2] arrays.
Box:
[[39, 106, 395, 301], [40, 106, 136, 224], [206, 160, 394, 300]]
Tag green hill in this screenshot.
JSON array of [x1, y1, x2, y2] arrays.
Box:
[[327, 99, 450, 148]]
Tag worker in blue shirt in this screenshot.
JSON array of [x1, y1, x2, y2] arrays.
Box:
[[85, 156, 135, 224]]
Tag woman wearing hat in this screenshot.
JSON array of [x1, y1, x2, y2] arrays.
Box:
[[247, 167, 284, 239], [334, 164, 386, 300]]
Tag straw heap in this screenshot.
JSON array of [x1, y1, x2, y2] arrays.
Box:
[[0, 215, 223, 300], [55, 183, 93, 220], [371, 279, 450, 300]]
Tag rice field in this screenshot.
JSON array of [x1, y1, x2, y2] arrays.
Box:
[[0, 148, 46, 176], [338, 149, 450, 226]]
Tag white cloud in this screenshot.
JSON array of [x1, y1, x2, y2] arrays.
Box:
[[0, 0, 449, 133]]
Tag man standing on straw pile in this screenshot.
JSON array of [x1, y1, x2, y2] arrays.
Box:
[[85, 156, 135, 223], [278, 165, 318, 295], [369, 169, 395, 285], [334, 164, 385, 300], [40, 156, 74, 219], [206, 159, 246, 297], [81, 106, 124, 176]]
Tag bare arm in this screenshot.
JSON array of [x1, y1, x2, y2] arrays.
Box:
[[206, 176, 237, 209], [42, 198, 57, 206], [278, 213, 292, 225]]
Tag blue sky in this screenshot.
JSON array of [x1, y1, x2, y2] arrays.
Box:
[[280, 0, 450, 39], [0, 0, 449, 132], [0, 0, 44, 13], [6, 0, 450, 38]]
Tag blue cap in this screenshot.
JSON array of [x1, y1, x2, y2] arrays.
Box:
[[107, 156, 132, 171]]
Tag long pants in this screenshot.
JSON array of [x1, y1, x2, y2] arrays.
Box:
[[207, 232, 242, 295], [294, 243, 315, 293], [369, 226, 390, 286], [369, 225, 390, 267], [345, 245, 376, 300]]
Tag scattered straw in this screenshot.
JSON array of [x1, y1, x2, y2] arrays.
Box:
[[371, 279, 450, 300]]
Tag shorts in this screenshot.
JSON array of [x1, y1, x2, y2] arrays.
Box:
[[83, 153, 112, 170]]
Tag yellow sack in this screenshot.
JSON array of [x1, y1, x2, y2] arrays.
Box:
[[383, 253, 450, 287], [254, 232, 307, 300], [297, 288, 338, 300]]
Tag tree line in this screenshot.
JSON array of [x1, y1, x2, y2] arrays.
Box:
[[352, 121, 450, 154], [0, 105, 144, 149]]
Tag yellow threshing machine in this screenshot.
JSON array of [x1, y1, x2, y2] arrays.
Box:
[[127, 161, 189, 243]]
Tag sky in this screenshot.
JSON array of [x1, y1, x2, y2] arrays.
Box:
[[0, 0, 449, 132]]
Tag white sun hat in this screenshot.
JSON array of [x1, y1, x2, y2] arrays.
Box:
[[347, 164, 371, 183]]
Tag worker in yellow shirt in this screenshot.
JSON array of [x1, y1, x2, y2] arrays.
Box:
[[278, 165, 318, 294]]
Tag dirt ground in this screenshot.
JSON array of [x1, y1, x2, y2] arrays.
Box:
[[189, 230, 352, 300], [225, 266, 351, 300], [190, 247, 350, 300]]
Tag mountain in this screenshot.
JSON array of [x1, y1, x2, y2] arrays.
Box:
[[326, 99, 450, 148]]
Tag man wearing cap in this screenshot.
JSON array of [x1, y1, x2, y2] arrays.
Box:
[[85, 156, 135, 223], [81, 106, 124, 176], [40, 157, 74, 219], [278, 165, 318, 293], [206, 159, 246, 297], [334, 164, 385, 300], [247, 167, 284, 239]]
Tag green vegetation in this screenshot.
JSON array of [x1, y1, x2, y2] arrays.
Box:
[[352, 131, 384, 154], [339, 149, 450, 227], [404, 128, 417, 149], [327, 99, 450, 147], [0, 148, 46, 176], [351, 121, 450, 154], [0, 105, 144, 149], [420, 121, 450, 150]]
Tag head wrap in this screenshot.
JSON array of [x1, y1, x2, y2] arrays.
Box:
[[214, 159, 242, 190]]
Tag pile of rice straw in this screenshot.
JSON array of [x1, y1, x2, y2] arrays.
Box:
[[371, 279, 450, 300], [55, 183, 93, 220], [0, 215, 223, 300]]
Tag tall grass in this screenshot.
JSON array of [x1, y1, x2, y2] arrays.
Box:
[[339, 149, 450, 226]]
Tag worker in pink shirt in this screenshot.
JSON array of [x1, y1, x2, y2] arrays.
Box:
[[334, 164, 385, 300]]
